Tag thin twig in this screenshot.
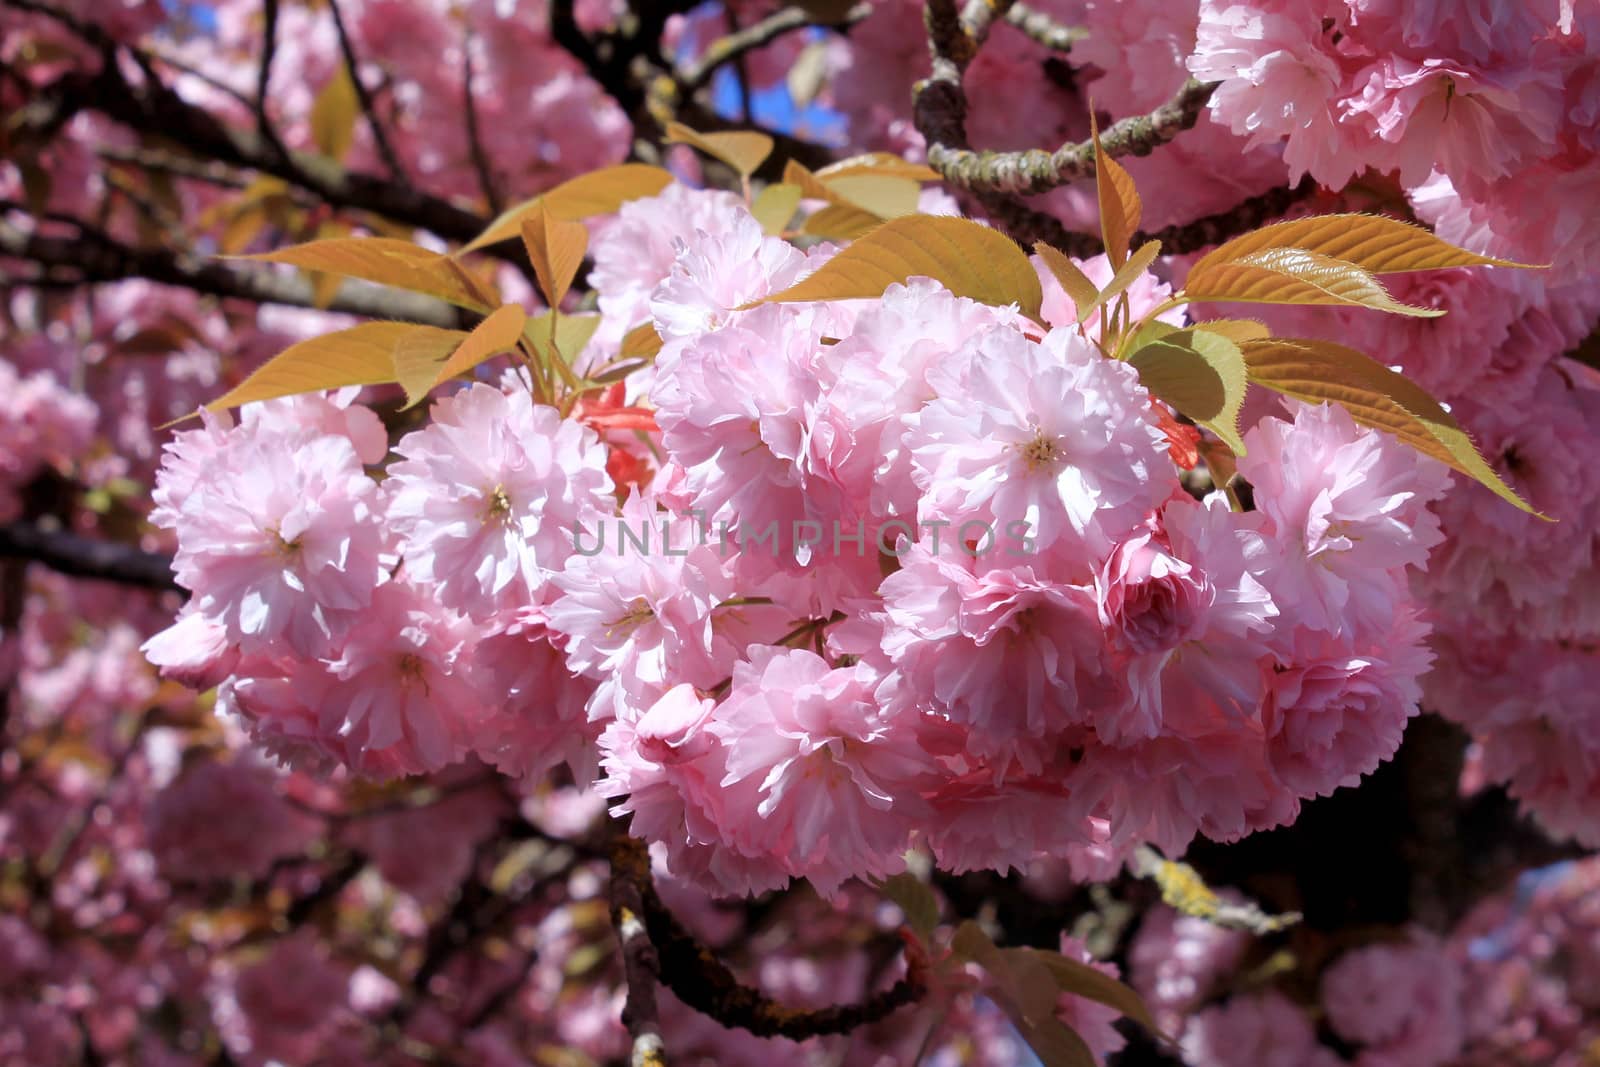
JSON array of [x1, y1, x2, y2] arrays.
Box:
[[98, 146, 252, 190], [254, 0, 290, 161], [325, 0, 409, 183], [675, 2, 870, 96], [2, 22, 493, 247], [610, 831, 668, 1067], [145, 47, 256, 110], [1004, 3, 1083, 51], [0, 212, 460, 325], [459, 25, 502, 216]]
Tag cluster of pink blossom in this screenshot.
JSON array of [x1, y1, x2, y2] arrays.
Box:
[[11, 3, 1600, 1064], [163, 0, 632, 205], [0, 357, 96, 520], [146, 183, 1456, 902], [901, 0, 1600, 843], [1127, 856, 1600, 1067]]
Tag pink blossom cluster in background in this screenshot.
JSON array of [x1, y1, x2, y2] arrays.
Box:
[[1129, 856, 1600, 1067]]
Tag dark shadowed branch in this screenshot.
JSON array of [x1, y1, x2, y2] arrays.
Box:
[[607, 823, 926, 1041], [0, 210, 460, 325], [325, 0, 410, 183], [0, 520, 179, 593]]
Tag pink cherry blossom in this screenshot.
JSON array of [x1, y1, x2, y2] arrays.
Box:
[[1239, 400, 1450, 638], [708, 647, 940, 896], [162, 422, 390, 659], [386, 382, 614, 619], [145, 759, 319, 881], [907, 326, 1176, 556], [878, 543, 1112, 772]]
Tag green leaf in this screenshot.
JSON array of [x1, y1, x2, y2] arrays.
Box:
[[1006, 1015, 1099, 1067], [310, 64, 358, 162], [784, 158, 926, 221], [586, 359, 649, 386], [782, 159, 836, 202], [1020, 948, 1162, 1036], [1189, 213, 1534, 279], [525, 311, 602, 367], [1181, 247, 1443, 316], [951, 923, 1098, 1067], [243, 237, 494, 312], [1130, 327, 1249, 455], [1239, 336, 1544, 515], [664, 122, 774, 177], [753, 215, 1043, 321], [751, 182, 804, 235], [817, 174, 921, 218], [880, 873, 939, 941], [1095, 238, 1162, 314], [1187, 318, 1271, 344], [787, 40, 831, 107], [459, 164, 674, 253], [1034, 242, 1101, 323], [206, 322, 464, 411]]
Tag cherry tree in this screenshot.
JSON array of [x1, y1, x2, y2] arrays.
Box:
[[2, 2, 1598, 1065]]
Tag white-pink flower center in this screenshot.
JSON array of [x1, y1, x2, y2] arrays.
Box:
[[1018, 428, 1064, 472]]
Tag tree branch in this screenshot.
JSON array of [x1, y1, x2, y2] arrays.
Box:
[[958, 0, 1019, 45], [981, 178, 1317, 257], [459, 25, 502, 216], [607, 823, 925, 1040], [325, 0, 409, 184], [98, 145, 254, 191], [927, 78, 1218, 196], [1, 8, 490, 246], [1131, 846, 1302, 936], [0, 212, 461, 325], [675, 2, 870, 96], [1140, 178, 1316, 254], [610, 832, 668, 1067], [0, 521, 179, 593], [1003, 3, 1084, 52], [254, 0, 290, 163]]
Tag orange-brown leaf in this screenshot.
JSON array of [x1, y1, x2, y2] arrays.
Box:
[[243, 237, 494, 311], [1190, 213, 1534, 279], [458, 164, 674, 253], [663, 122, 774, 177], [520, 203, 588, 309], [1092, 114, 1141, 269], [207, 322, 464, 411]]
